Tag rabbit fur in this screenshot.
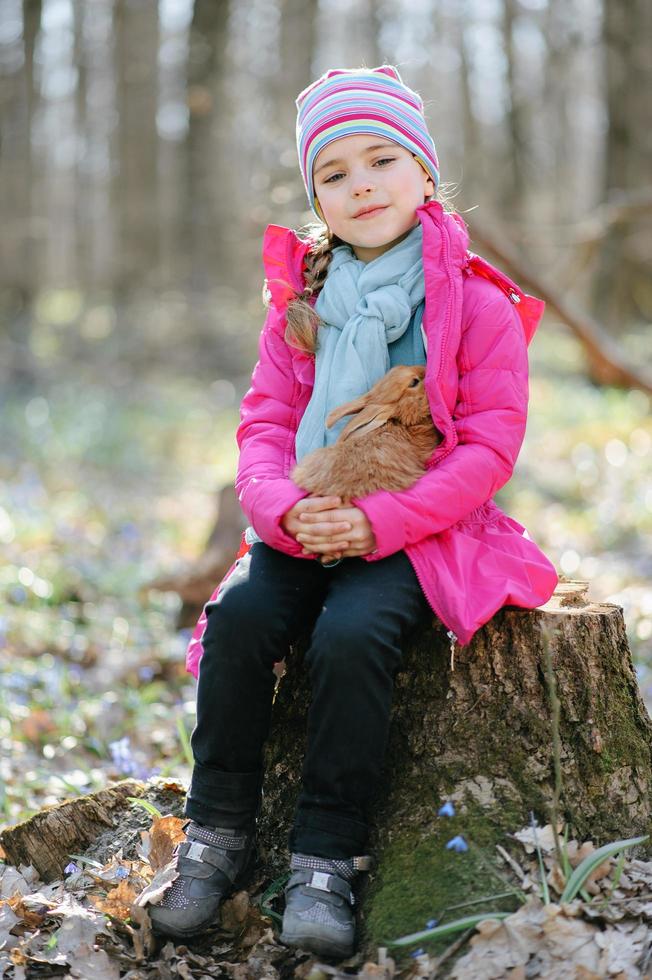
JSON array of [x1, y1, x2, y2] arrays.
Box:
[[291, 365, 442, 501]]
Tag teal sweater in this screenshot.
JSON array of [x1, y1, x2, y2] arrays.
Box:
[[388, 299, 426, 367]]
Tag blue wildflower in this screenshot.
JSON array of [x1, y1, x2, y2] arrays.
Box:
[[426, 918, 438, 929], [114, 866, 129, 880], [109, 737, 139, 776], [438, 801, 455, 818], [119, 522, 140, 541], [64, 862, 79, 875], [409, 948, 425, 958], [446, 835, 469, 853]]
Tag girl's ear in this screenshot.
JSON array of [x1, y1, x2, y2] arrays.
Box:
[[412, 155, 435, 194]]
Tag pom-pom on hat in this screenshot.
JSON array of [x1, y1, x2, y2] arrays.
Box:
[[296, 64, 440, 220]]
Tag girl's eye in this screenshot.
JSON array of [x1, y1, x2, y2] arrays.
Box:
[[322, 157, 396, 184]]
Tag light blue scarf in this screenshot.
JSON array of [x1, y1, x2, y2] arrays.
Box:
[[295, 221, 425, 462]]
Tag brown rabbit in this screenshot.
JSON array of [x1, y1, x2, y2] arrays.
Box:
[[291, 365, 442, 500]]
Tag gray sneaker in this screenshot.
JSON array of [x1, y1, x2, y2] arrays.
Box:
[[149, 819, 256, 941], [279, 852, 373, 959]]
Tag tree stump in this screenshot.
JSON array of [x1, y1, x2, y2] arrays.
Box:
[[257, 581, 652, 952]]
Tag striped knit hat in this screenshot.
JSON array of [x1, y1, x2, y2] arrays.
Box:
[[296, 65, 440, 220]]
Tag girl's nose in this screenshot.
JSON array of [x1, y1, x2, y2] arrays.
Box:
[[352, 176, 376, 196]]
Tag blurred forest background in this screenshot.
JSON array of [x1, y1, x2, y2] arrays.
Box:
[[0, 0, 650, 828]]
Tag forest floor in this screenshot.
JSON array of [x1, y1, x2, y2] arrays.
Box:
[[1, 321, 651, 977]]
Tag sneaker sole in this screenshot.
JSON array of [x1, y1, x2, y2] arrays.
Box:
[[279, 927, 354, 960]]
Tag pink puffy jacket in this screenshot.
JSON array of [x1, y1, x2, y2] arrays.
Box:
[[186, 200, 558, 677]]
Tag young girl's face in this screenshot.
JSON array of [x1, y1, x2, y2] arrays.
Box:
[[313, 133, 435, 263]]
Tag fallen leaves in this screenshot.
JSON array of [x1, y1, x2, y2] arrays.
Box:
[[449, 897, 651, 979], [3, 811, 652, 979], [0, 801, 299, 979]]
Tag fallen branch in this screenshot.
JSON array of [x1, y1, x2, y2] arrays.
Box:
[[0, 781, 145, 882]]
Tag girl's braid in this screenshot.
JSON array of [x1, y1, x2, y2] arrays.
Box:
[[261, 225, 340, 356], [284, 228, 339, 355]]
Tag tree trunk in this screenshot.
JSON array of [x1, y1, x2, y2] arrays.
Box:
[[258, 581, 652, 951], [594, 0, 652, 326]]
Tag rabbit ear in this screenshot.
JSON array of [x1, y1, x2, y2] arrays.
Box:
[[326, 394, 368, 429], [338, 403, 394, 441]]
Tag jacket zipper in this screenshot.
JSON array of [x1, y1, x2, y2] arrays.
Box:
[[468, 254, 521, 305], [405, 550, 459, 660], [493, 278, 521, 305], [410, 215, 460, 652], [428, 216, 458, 470]]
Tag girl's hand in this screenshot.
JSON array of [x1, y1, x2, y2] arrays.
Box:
[[281, 496, 345, 543], [296, 503, 377, 560]]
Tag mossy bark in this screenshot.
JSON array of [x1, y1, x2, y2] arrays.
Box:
[[258, 582, 652, 955]]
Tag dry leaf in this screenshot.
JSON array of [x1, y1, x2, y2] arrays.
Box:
[[148, 815, 186, 871], [52, 909, 109, 954], [541, 904, 601, 971], [455, 900, 545, 977], [513, 823, 564, 854], [67, 943, 121, 980], [128, 902, 156, 960], [0, 904, 20, 949], [6, 892, 50, 929], [548, 863, 567, 895], [565, 840, 592, 866], [133, 859, 179, 908], [9, 946, 28, 966], [0, 867, 33, 900], [221, 890, 250, 933], [158, 780, 187, 794], [89, 880, 139, 920], [596, 922, 649, 977]]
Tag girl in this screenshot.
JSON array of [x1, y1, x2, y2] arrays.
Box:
[[150, 65, 558, 958]]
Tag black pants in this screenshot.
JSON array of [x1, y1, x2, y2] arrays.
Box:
[[185, 541, 431, 858]]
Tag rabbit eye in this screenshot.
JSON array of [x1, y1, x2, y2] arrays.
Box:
[[408, 377, 421, 388]]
